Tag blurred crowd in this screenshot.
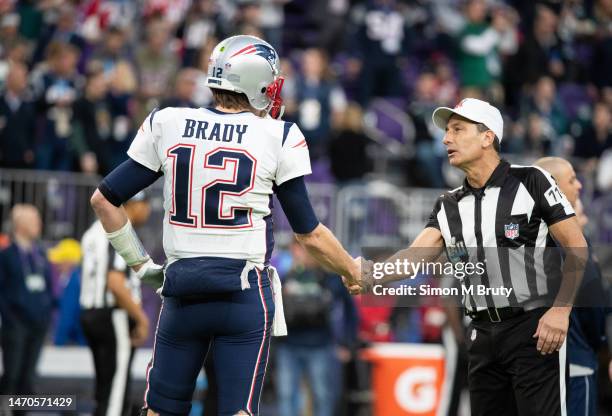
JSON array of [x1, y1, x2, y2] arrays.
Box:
[[0, 0, 610, 191]]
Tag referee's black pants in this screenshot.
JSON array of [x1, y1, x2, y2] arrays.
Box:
[[81, 308, 135, 416], [467, 308, 568, 416]]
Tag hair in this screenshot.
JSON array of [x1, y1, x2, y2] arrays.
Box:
[[211, 89, 252, 111], [476, 122, 500, 153], [46, 41, 78, 61]]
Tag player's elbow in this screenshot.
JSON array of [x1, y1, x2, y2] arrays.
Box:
[[294, 223, 324, 249], [90, 189, 114, 215]]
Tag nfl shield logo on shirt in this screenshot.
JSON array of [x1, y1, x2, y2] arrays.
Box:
[[504, 223, 519, 239]]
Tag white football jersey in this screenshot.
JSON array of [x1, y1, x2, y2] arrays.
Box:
[[127, 107, 311, 264]]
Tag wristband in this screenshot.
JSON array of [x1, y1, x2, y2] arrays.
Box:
[[105, 220, 150, 266]]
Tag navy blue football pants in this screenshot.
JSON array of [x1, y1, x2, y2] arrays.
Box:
[[144, 267, 274, 416]]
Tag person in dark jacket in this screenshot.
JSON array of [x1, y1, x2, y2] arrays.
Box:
[[71, 65, 114, 175], [0, 204, 55, 395], [535, 157, 610, 416], [32, 41, 81, 171], [0, 62, 35, 169], [574, 102, 612, 161], [328, 103, 372, 184]]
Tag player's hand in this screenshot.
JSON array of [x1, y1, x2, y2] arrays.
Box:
[[135, 259, 164, 290], [343, 257, 374, 295], [342, 257, 362, 295], [131, 315, 149, 347], [533, 306, 570, 355]]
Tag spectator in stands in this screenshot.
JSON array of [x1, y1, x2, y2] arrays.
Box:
[[520, 75, 568, 152], [258, 0, 288, 52], [506, 4, 567, 107], [0, 40, 31, 86], [135, 19, 178, 123], [276, 240, 357, 416], [0, 62, 35, 169], [178, 0, 220, 67], [106, 60, 138, 169], [0, 13, 26, 62], [513, 113, 556, 157], [590, 0, 612, 92], [351, 0, 407, 105], [316, 0, 350, 56], [456, 0, 518, 102], [159, 67, 198, 109], [71, 63, 114, 175], [407, 71, 446, 187], [91, 26, 134, 79], [233, 1, 263, 36], [14, 0, 44, 44], [433, 59, 459, 107], [32, 41, 81, 171], [292, 48, 347, 159], [31, 5, 86, 69], [328, 102, 372, 184], [0, 204, 54, 395], [596, 148, 612, 192], [574, 101, 612, 163]]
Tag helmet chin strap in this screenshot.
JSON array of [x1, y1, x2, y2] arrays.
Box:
[[266, 77, 285, 119]]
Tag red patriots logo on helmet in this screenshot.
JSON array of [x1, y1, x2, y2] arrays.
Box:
[[230, 44, 277, 67]]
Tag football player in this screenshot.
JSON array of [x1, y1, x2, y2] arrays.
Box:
[[90, 35, 361, 416]]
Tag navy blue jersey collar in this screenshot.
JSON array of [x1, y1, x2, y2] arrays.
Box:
[[206, 107, 250, 115]]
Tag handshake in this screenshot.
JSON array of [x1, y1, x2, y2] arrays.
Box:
[[341, 256, 375, 295]]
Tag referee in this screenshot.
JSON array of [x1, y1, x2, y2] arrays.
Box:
[[357, 98, 588, 415], [80, 192, 151, 416]]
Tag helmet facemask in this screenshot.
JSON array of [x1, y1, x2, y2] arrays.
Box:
[[266, 76, 285, 119]]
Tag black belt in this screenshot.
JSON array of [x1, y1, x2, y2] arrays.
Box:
[[466, 307, 526, 323]]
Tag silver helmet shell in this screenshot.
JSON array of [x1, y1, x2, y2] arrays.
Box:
[[206, 35, 281, 111]]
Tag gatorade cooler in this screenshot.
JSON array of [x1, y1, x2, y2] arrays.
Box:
[[362, 343, 446, 416]]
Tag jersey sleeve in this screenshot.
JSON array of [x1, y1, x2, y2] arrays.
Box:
[[276, 122, 312, 186], [127, 109, 162, 172], [530, 167, 575, 225], [425, 197, 443, 230]]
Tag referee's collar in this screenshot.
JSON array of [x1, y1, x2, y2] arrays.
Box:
[[458, 159, 510, 199]]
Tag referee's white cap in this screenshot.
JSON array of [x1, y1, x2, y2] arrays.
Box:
[[432, 98, 504, 142]]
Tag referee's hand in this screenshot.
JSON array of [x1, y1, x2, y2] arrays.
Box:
[[342, 257, 373, 295], [533, 306, 571, 355]]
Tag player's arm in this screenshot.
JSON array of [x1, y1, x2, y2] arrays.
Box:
[[91, 158, 162, 283], [529, 167, 588, 354], [548, 217, 588, 307], [375, 196, 446, 285], [534, 217, 588, 354], [276, 177, 360, 284], [106, 269, 149, 346], [378, 227, 445, 284], [295, 224, 360, 283], [92, 109, 165, 285]]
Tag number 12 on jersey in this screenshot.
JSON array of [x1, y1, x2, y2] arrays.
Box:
[[167, 144, 257, 229]]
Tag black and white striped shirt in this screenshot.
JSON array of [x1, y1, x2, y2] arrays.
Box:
[[426, 160, 575, 310], [80, 221, 141, 309]]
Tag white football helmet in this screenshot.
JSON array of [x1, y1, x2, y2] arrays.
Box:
[[206, 35, 285, 118]]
